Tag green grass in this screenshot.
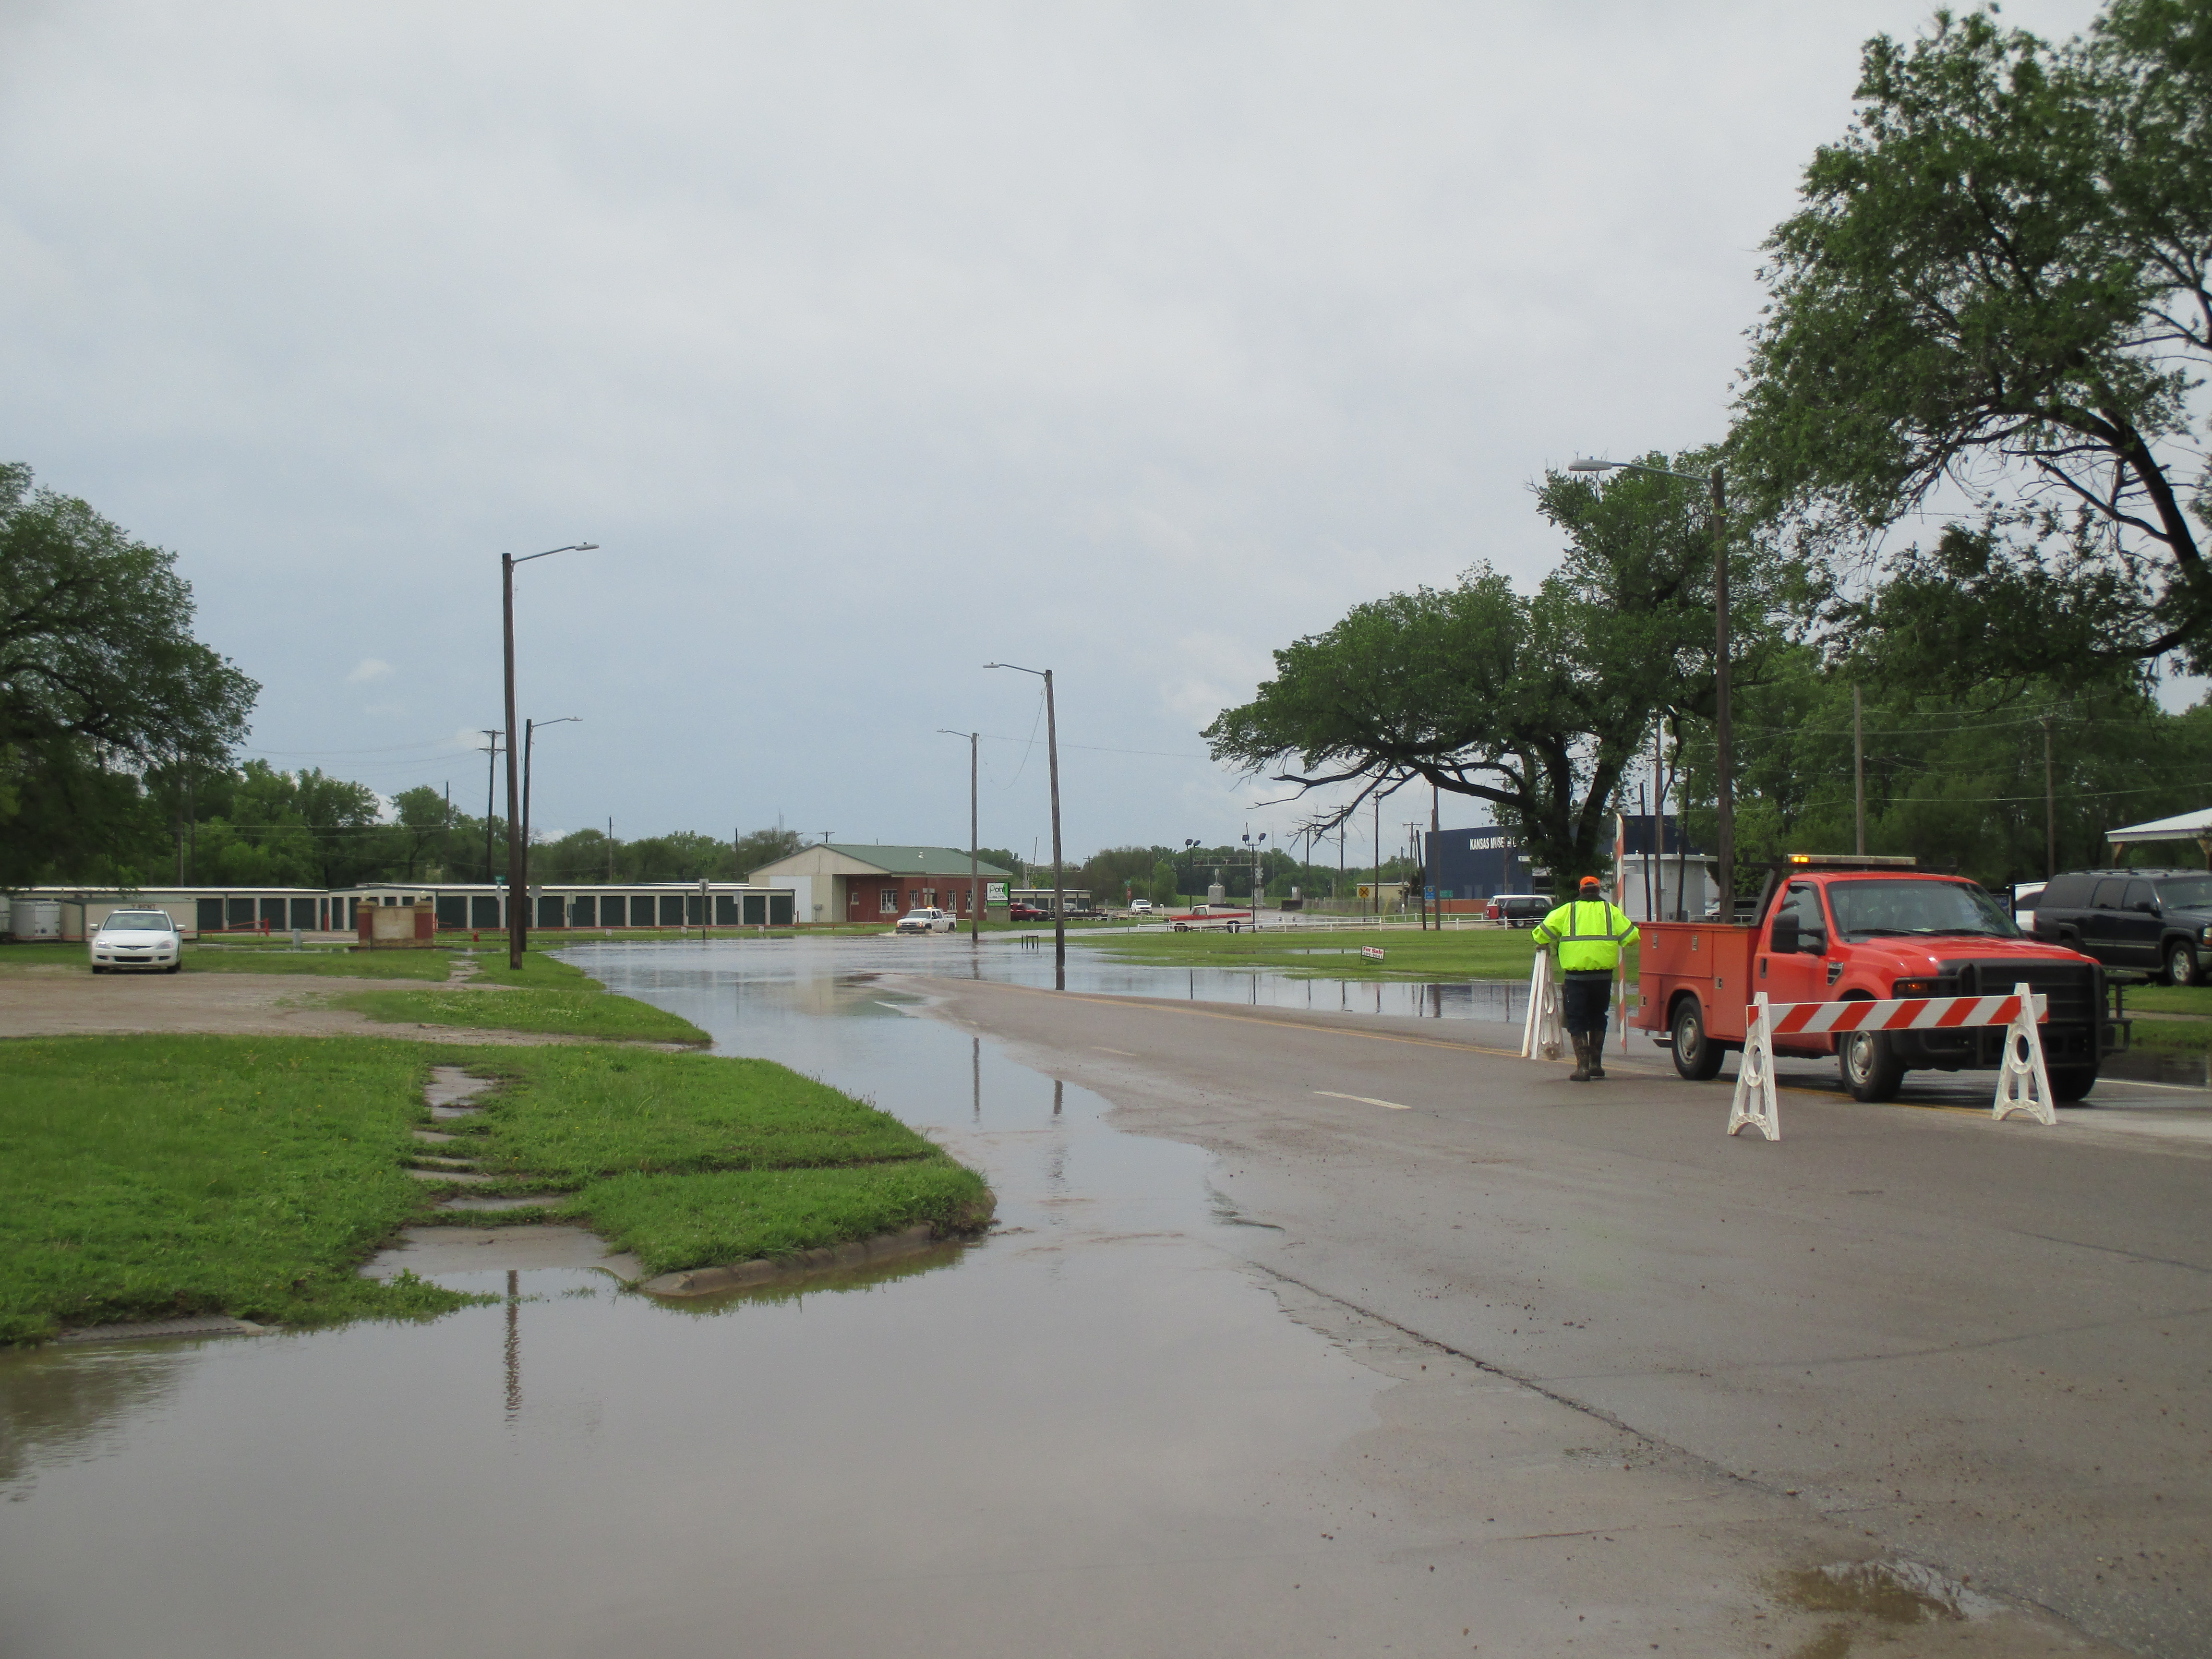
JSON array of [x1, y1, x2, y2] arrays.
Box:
[[436, 1047, 935, 1178], [0, 1035, 480, 1345], [563, 1164, 993, 1277], [2116, 983, 2212, 1015], [330, 984, 709, 1043]]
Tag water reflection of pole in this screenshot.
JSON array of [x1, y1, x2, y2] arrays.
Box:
[[1052, 1079, 1062, 1117], [973, 1036, 981, 1123], [504, 1269, 521, 1422]]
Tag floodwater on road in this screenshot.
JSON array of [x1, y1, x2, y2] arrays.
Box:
[[0, 936, 1476, 1658]]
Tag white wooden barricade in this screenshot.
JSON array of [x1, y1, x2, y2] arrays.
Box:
[[1520, 948, 1564, 1061], [1728, 982, 2056, 1142]]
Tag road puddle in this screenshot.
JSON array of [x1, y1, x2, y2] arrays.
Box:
[[0, 937, 1398, 1658]]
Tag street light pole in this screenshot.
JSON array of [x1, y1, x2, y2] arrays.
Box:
[[986, 663, 1064, 987], [938, 729, 981, 938], [1570, 457, 1732, 915], [501, 543, 596, 969]]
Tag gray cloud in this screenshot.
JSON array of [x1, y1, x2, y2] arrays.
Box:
[[0, 0, 2097, 858]]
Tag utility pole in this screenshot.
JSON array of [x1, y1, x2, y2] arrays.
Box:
[[986, 662, 1064, 987], [1853, 683, 1866, 856], [607, 817, 614, 883], [1407, 820, 1427, 929], [1650, 721, 1663, 920], [2044, 716, 2057, 880], [1373, 791, 1382, 918], [481, 729, 504, 887], [1430, 784, 1441, 928], [939, 730, 982, 937], [1709, 466, 1733, 920]]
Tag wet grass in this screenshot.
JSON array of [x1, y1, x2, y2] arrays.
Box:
[[565, 1164, 993, 1277], [435, 1047, 938, 1177], [2119, 983, 2212, 1016], [332, 985, 708, 1043], [0, 1035, 482, 1345], [190, 948, 455, 978]]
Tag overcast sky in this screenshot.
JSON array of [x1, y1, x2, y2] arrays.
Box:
[[1, 0, 2100, 867]]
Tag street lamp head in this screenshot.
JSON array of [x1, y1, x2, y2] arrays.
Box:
[[1567, 459, 1619, 473]]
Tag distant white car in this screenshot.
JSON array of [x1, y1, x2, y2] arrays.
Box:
[[90, 909, 182, 974], [1130, 899, 1153, 914], [896, 908, 958, 934]]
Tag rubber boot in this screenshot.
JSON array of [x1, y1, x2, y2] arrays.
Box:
[[1589, 1028, 1607, 1081], [1568, 1032, 1591, 1082]]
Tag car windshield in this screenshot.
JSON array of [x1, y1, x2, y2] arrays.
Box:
[[1825, 880, 2019, 940], [100, 912, 174, 932], [2156, 877, 2212, 909]]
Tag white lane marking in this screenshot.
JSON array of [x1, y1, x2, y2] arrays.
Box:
[[1315, 1090, 1411, 1110], [1093, 1046, 1135, 1056]]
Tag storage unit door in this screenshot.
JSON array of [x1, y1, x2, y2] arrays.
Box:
[[436, 896, 467, 929], [537, 895, 565, 929], [660, 895, 685, 926], [743, 894, 766, 925], [197, 898, 225, 932], [769, 894, 794, 925], [570, 895, 597, 927], [469, 896, 501, 927]]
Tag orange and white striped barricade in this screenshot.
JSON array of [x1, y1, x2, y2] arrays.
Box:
[[1730, 982, 2056, 1140], [1520, 947, 1564, 1061], [1727, 993, 1782, 1140]]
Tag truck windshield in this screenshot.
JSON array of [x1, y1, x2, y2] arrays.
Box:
[[1825, 880, 2019, 940]]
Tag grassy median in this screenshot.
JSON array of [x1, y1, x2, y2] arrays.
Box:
[[331, 984, 709, 1043], [2, 1030, 989, 1344], [0, 1035, 481, 1344]]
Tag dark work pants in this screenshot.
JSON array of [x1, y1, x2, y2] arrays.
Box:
[[1562, 971, 1614, 1035]]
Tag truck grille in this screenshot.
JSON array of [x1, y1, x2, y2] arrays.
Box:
[[1941, 959, 2100, 1028]]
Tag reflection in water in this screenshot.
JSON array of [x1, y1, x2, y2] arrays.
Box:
[[504, 1269, 522, 1423], [0, 1344, 192, 1490]]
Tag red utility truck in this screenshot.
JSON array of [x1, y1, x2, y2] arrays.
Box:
[[1632, 854, 2122, 1102]]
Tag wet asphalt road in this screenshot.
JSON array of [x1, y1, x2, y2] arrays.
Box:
[[914, 975, 2212, 1657]]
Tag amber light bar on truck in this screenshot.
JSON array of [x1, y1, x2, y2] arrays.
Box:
[[1785, 854, 1917, 869]]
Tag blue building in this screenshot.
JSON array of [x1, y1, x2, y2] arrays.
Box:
[[1421, 815, 1697, 904]]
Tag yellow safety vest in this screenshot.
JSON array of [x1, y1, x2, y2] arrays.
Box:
[[1532, 897, 1639, 973]]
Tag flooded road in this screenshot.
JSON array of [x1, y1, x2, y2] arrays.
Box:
[[0, 936, 2160, 1656]]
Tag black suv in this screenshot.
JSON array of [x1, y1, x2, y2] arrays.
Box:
[[2032, 868, 2212, 985]]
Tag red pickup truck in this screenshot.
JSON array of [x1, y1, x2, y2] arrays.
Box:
[[1632, 854, 2121, 1103]]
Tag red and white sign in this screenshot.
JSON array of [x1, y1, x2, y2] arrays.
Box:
[[1770, 992, 2045, 1038]]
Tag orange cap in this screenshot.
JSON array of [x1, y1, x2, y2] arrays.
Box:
[[1578, 875, 1601, 890]]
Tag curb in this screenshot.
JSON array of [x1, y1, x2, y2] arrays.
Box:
[[637, 1224, 948, 1297]]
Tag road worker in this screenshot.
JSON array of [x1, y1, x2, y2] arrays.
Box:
[[1531, 874, 1639, 1082]]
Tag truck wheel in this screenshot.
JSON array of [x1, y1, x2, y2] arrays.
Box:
[[1670, 998, 1725, 1081], [2049, 1065, 2097, 1104], [2164, 940, 2198, 986], [1839, 1030, 1905, 1103]]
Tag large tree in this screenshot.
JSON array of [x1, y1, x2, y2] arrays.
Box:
[[1204, 457, 1784, 882], [0, 465, 257, 881], [1733, 2, 2212, 683]]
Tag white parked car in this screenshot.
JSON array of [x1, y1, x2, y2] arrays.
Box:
[[1130, 899, 1153, 914], [895, 907, 958, 934], [90, 909, 182, 974]]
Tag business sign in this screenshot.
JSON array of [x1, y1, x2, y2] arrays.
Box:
[[986, 882, 1008, 902]]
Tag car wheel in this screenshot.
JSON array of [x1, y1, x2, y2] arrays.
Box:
[[2049, 1064, 2097, 1104], [2164, 939, 2198, 986], [1670, 997, 1725, 1081], [1839, 1028, 1906, 1103]]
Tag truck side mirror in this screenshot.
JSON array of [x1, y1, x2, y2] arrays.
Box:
[[1769, 914, 1799, 954]]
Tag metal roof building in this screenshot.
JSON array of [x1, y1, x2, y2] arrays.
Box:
[[747, 843, 1014, 926]]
